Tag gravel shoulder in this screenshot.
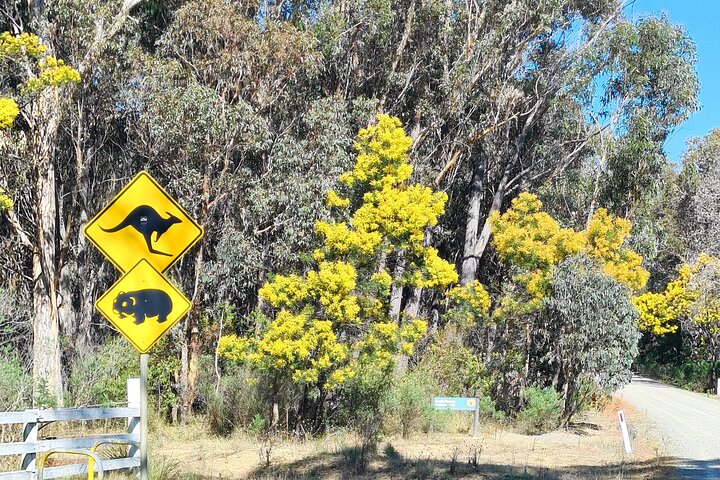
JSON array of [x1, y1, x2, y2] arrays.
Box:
[[618, 375, 720, 479]]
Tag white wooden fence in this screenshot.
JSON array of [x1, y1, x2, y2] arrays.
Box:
[[0, 379, 141, 479]]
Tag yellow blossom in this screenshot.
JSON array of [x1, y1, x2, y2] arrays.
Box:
[[586, 209, 649, 290], [220, 115, 456, 390], [21, 55, 81, 95], [326, 190, 350, 208], [491, 193, 649, 302], [633, 256, 710, 336], [0, 98, 19, 129], [447, 281, 491, 319], [0, 32, 47, 58]]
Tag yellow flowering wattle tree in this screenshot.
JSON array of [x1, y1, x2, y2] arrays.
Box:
[[0, 32, 81, 130], [634, 254, 720, 389], [445, 280, 491, 328], [490, 192, 649, 307], [585, 209, 649, 291], [633, 261, 697, 336], [218, 115, 458, 430], [486, 192, 648, 414], [633, 254, 717, 336], [490, 192, 586, 307]]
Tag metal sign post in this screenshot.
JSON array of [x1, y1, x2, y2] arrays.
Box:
[[473, 399, 480, 436], [140, 354, 148, 480]]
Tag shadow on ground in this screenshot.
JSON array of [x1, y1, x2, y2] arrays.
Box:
[[670, 459, 720, 479], [169, 443, 720, 479]]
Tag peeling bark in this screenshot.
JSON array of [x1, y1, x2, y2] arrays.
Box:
[[460, 155, 486, 285]]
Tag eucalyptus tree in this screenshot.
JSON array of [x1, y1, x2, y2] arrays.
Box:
[[122, 0, 365, 421], [676, 130, 720, 259], [544, 255, 639, 423], [312, 0, 623, 288], [579, 16, 698, 222], [0, 0, 703, 416], [0, 0, 147, 404]]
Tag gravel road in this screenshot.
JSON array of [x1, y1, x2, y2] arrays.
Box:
[[618, 376, 720, 479]]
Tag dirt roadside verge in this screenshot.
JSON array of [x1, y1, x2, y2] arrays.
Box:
[[153, 398, 673, 479]]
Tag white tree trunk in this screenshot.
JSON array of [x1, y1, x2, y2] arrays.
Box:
[[32, 133, 63, 406], [460, 157, 485, 285]]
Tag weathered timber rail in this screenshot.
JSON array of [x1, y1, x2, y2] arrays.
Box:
[[0, 379, 141, 479]]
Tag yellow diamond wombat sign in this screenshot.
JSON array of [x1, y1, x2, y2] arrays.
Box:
[[95, 260, 191, 354], [83, 171, 203, 274]]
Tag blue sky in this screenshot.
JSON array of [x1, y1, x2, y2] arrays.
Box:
[[628, 0, 720, 163]]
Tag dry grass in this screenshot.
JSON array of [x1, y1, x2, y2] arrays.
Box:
[[152, 398, 676, 479], [0, 398, 681, 479]]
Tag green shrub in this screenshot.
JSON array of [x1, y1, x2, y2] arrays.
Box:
[[33, 380, 57, 409], [516, 387, 561, 434], [477, 392, 506, 423], [247, 413, 267, 436], [206, 368, 263, 436], [67, 337, 138, 406], [148, 339, 181, 421], [416, 334, 484, 397], [571, 378, 612, 414], [636, 355, 714, 392], [385, 369, 437, 438], [336, 362, 392, 465], [0, 355, 31, 410]]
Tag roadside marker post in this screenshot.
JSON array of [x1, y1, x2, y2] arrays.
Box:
[[84, 171, 204, 480], [617, 410, 632, 454]]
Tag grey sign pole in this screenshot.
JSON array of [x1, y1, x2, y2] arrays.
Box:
[[473, 397, 479, 436], [140, 354, 149, 480]]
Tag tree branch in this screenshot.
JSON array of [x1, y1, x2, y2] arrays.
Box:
[[5, 208, 33, 250], [77, 0, 143, 76]]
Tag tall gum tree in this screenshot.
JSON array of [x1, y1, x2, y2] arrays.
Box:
[[126, 0, 329, 422], [0, 0, 144, 405], [457, 8, 697, 284]]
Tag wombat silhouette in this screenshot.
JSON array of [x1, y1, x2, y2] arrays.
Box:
[[101, 205, 181, 256], [113, 289, 173, 325]]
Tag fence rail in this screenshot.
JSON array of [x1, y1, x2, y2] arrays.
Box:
[[0, 379, 141, 480]]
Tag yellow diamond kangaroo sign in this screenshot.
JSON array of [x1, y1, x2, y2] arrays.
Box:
[[84, 171, 203, 274], [85, 171, 203, 353], [95, 260, 191, 353]]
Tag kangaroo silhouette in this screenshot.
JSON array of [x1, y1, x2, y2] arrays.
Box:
[[101, 205, 181, 256]]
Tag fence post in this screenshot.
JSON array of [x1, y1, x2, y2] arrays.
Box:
[[21, 410, 38, 473], [127, 378, 141, 464]]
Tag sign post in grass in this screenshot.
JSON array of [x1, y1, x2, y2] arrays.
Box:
[[431, 396, 480, 436]]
